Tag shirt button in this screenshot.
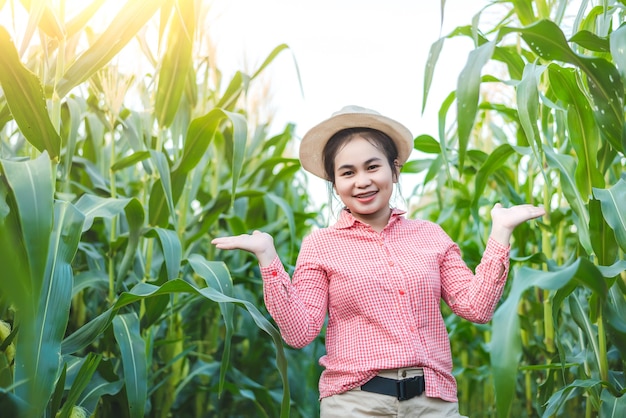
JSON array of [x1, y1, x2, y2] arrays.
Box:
[[388, 261, 394, 267], [410, 326, 416, 333], [399, 290, 405, 295], [271, 271, 278, 276]]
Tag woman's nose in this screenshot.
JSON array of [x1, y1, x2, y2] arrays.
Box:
[[355, 172, 371, 187]]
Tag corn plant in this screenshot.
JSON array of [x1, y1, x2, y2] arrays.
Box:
[[0, 1, 315, 417], [410, 0, 626, 416]]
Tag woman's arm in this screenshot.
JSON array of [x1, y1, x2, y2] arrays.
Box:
[[441, 203, 545, 323]]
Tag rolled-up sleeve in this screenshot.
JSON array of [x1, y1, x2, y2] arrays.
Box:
[[260, 236, 328, 348], [440, 237, 510, 323]]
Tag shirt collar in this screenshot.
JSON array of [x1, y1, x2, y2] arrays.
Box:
[[333, 207, 406, 230]]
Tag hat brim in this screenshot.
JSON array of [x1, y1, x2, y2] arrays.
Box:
[[299, 111, 414, 180]]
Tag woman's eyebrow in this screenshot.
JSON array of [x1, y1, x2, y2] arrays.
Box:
[[337, 157, 383, 172]]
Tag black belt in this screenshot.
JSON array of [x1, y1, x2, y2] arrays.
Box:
[[361, 375, 425, 401]]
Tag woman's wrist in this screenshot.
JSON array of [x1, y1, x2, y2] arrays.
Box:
[[489, 224, 513, 246], [257, 248, 278, 267]]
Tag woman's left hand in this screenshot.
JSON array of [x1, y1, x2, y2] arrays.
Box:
[[490, 203, 546, 245]]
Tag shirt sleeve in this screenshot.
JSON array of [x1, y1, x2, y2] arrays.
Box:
[[259, 236, 328, 348], [439, 236, 510, 323]]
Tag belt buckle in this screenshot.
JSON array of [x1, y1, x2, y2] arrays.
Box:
[[396, 375, 425, 401]]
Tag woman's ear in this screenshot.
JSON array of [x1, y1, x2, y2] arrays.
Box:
[[393, 159, 401, 183]]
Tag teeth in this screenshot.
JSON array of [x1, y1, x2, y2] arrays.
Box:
[[356, 191, 376, 198]]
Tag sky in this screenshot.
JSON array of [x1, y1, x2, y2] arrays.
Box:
[[209, 0, 490, 136], [208, 0, 491, 202]]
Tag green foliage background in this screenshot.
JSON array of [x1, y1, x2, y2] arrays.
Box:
[[0, 1, 624, 418]]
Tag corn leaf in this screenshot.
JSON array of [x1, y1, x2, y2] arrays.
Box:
[[544, 146, 592, 254], [593, 179, 626, 252], [57, 0, 167, 98], [15, 200, 84, 416], [548, 64, 604, 200], [61, 276, 291, 417], [113, 313, 147, 418], [516, 63, 544, 165], [491, 258, 606, 418], [500, 20, 624, 154], [187, 255, 234, 395], [0, 152, 54, 300], [155, 0, 195, 128], [600, 388, 626, 417], [151, 227, 182, 281], [57, 353, 101, 418], [0, 27, 61, 158], [456, 40, 495, 172]]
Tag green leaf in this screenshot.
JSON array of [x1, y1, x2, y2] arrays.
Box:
[[542, 379, 603, 417], [456, 40, 496, 172], [544, 146, 592, 254], [110, 151, 151, 172], [0, 388, 31, 418], [471, 143, 515, 213], [76, 374, 124, 414], [516, 62, 545, 164], [57, 0, 167, 97], [0, 27, 61, 158], [74, 194, 133, 232], [501, 20, 624, 153], [491, 258, 607, 418], [151, 227, 182, 280], [57, 353, 101, 418], [250, 43, 291, 81], [150, 150, 176, 226], [0, 152, 54, 302], [413, 135, 441, 154], [155, 0, 195, 128], [422, 37, 445, 113], [601, 388, 626, 417], [15, 201, 84, 416], [62, 278, 291, 417], [569, 292, 602, 375], [610, 24, 626, 87], [548, 64, 604, 200], [216, 71, 249, 110], [187, 255, 234, 395], [589, 199, 619, 266], [593, 179, 626, 252], [112, 313, 147, 418], [570, 30, 610, 52], [150, 108, 247, 226]]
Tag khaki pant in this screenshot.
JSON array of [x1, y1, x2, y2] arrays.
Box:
[[320, 368, 468, 418]]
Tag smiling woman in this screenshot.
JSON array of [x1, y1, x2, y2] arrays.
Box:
[[211, 103, 545, 418]]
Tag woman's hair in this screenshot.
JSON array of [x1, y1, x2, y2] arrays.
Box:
[[322, 127, 399, 184]]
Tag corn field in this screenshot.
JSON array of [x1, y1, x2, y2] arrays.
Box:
[[0, 1, 625, 417]]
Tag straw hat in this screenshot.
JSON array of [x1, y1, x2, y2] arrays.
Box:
[[299, 105, 414, 180]]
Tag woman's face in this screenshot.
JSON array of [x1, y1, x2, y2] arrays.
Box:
[[332, 135, 397, 229]]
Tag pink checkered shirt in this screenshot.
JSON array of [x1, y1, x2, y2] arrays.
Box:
[[260, 208, 510, 402]]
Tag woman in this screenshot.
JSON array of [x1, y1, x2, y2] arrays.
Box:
[[212, 105, 545, 417]]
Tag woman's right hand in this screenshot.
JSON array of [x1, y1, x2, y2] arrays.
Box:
[[211, 230, 278, 267]]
